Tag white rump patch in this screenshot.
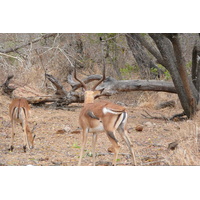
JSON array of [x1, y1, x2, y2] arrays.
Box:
[[12, 107, 26, 123], [103, 107, 122, 115]]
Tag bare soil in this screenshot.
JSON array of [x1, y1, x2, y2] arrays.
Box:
[[1, 91, 200, 166]]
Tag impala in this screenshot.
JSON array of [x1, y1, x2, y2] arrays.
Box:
[[74, 66, 136, 166], [9, 98, 36, 152]]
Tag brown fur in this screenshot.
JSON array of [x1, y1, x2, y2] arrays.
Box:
[[9, 98, 35, 152], [78, 94, 136, 166]]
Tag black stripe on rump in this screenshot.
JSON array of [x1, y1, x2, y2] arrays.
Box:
[[114, 112, 127, 128]]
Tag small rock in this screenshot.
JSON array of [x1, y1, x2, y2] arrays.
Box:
[[38, 157, 49, 161], [135, 125, 143, 132], [64, 125, 71, 133], [52, 160, 62, 165], [71, 128, 81, 134], [56, 129, 66, 134], [71, 130, 81, 134], [144, 122, 154, 127], [168, 141, 178, 150]]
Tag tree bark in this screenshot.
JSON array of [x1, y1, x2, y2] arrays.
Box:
[[169, 34, 198, 117], [148, 34, 198, 118], [192, 41, 200, 91], [26, 92, 84, 105], [96, 77, 176, 94], [126, 34, 163, 79]]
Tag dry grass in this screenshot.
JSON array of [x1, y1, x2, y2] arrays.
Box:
[[1, 86, 200, 166]]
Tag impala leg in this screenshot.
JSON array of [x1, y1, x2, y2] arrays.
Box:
[[21, 122, 29, 152], [118, 126, 136, 165], [92, 133, 98, 166], [9, 120, 15, 151], [106, 131, 120, 166], [78, 129, 88, 166]]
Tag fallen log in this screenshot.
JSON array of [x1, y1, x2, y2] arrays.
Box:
[[26, 91, 84, 105], [2, 70, 178, 106], [96, 77, 176, 94]]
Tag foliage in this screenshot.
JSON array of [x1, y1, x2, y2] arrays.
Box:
[[72, 143, 81, 149], [120, 64, 138, 78], [157, 64, 171, 80]]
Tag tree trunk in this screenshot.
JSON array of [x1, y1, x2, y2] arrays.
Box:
[[169, 34, 198, 117], [96, 77, 176, 94], [127, 33, 199, 118], [192, 41, 200, 92], [149, 34, 198, 118], [126, 34, 163, 79]]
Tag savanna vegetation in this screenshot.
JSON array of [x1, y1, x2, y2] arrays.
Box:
[[0, 33, 200, 166]]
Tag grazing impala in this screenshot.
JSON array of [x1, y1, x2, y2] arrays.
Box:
[[74, 66, 136, 166], [9, 98, 36, 152]]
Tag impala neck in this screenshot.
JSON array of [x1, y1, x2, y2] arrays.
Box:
[[84, 91, 95, 105], [84, 95, 94, 105]]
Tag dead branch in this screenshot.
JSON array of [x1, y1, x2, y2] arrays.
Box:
[[169, 112, 187, 121], [96, 77, 177, 94], [141, 110, 187, 121], [0, 33, 57, 54], [141, 110, 169, 120], [26, 91, 84, 106], [45, 74, 68, 96], [1, 75, 17, 96], [26, 96, 60, 104]]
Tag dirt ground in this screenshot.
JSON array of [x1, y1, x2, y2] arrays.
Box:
[[1, 91, 200, 166]]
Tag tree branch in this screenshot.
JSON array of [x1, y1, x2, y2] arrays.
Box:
[[1, 75, 17, 96], [45, 73, 68, 96], [96, 77, 176, 94], [126, 33, 166, 67], [0, 33, 57, 53]]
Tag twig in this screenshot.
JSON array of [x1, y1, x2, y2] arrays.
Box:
[[0, 52, 23, 63], [96, 152, 131, 157], [141, 110, 169, 120], [140, 152, 176, 166], [141, 110, 187, 121], [169, 112, 187, 120]]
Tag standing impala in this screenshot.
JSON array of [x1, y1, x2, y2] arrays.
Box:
[[74, 66, 136, 166], [9, 98, 36, 152]]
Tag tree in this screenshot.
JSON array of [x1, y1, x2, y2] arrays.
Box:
[[126, 33, 200, 118], [126, 34, 164, 79]]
